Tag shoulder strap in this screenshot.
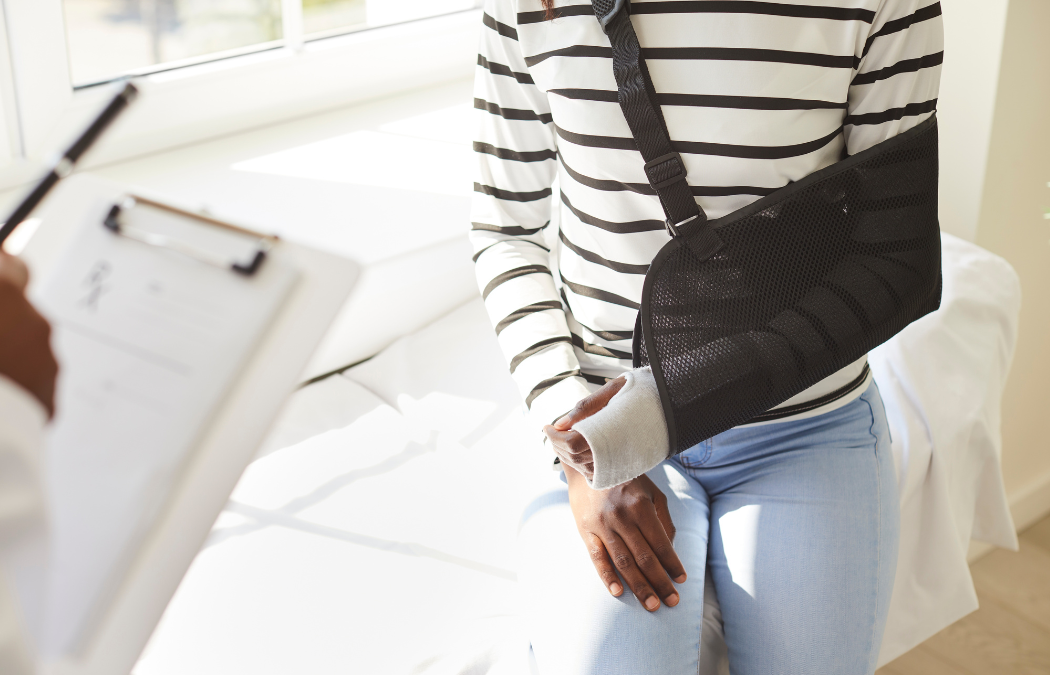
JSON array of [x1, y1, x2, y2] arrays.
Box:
[[591, 0, 722, 260]]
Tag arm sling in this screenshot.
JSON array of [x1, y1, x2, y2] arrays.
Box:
[[590, 0, 942, 454]]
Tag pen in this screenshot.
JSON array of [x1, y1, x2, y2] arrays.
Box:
[[0, 81, 139, 246]]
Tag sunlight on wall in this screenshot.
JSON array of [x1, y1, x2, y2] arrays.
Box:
[[938, 0, 1010, 242], [973, 0, 1050, 524]]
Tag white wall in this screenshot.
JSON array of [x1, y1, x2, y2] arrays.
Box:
[[972, 0, 1050, 530], [937, 0, 1011, 242]]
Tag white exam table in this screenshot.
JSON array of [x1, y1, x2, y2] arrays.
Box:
[[132, 232, 1019, 674]]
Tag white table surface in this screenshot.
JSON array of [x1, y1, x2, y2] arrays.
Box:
[[133, 299, 547, 675]]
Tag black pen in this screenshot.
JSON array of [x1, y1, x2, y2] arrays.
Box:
[[0, 81, 139, 246]]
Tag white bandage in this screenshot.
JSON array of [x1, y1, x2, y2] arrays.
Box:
[[573, 367, 670, 489]]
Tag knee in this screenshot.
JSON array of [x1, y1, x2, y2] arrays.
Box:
[[527, 579, 706, 675]]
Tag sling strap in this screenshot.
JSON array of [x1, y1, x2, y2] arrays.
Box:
[[590, 0, 941, 454], [591, 0, 723, 261]]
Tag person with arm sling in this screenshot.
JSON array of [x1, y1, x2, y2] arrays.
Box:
[[473, 2, 943, 672], [554, 0, 941, 488]]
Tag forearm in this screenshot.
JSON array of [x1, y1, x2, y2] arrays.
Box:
[[471, 0, 593, 434]]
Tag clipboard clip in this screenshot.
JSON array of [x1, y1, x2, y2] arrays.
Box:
[[103, 196, 275, 276]]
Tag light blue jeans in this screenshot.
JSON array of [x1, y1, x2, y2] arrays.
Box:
[[518, 382, 899, 675]]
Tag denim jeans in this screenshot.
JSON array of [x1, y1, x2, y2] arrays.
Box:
[[518, 382, 899, 675]]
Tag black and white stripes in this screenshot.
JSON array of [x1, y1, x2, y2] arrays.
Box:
[[470, 0, 944, 432]]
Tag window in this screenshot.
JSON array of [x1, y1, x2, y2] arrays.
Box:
[[61, 0, 480, 87], [303, 0, 478, 39], [62, 0, 286, 86], [0, 0, 481, 188]]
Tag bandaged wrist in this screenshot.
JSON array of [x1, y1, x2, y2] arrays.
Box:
[[572, 367, 670, 489]]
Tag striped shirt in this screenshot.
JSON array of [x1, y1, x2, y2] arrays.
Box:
[[470, 0, 944, 435]]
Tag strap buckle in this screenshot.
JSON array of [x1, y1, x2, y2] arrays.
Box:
[[644, 152, 687, 191], [665, 214, 699, 238]]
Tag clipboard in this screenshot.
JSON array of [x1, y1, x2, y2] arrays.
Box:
[[35, 187, 300, 656], [101, 195, 275, 276], [20, 175, 360, 675]]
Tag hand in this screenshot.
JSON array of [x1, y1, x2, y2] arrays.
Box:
[[0, 253, 58, 416], [565, 465, 686, 611], [543, 376, 626, 480]]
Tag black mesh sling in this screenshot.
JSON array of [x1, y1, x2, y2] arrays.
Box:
[[590, 0, 942, 454]]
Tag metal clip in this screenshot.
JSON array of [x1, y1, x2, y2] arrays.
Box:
[[665, 214, 700, 238], [103, 197, 274, 276]]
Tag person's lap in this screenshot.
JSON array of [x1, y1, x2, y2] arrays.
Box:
[[517, 383, 898, 675]]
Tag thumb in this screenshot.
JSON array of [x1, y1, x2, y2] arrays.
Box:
[[0, 252, 29, 291], [553, 375, 627, 430]]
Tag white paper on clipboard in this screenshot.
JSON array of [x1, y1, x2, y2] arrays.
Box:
[[32, 198, 299, 656]]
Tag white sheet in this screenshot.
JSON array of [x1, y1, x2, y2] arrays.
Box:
[[301, 235, 477, 380], [133, 302, 547, 675], [134, 234, 1020, 674], [870, 232, 1020, 664]]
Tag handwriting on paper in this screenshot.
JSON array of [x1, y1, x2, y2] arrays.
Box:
[[78, 261, 111, 312]]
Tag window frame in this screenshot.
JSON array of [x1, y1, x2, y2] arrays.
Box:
[[0, 5, 21, 171], [0, 0, 481, 190]]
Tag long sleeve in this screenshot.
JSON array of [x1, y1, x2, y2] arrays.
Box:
[[846, 0, 943, 154], [471, 0, 593, 433], [544, 0, 946, 488], [0, 375, 47, 675]]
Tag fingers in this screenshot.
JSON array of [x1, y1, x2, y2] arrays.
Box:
[[620, 524, 682, 608], [639, 503, 687, 584], [544, 427, 593, 468], [18, 304, 57, 417], [652, 489, 675, 538], [553, 376, 627, 430], [584, 533, 623, 597], [600, 529, 666, 611], [556, 450, 595, 480], [0, 253, 29, 290], [566, 473, 685, 613], [0, 278, 58, 416]]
